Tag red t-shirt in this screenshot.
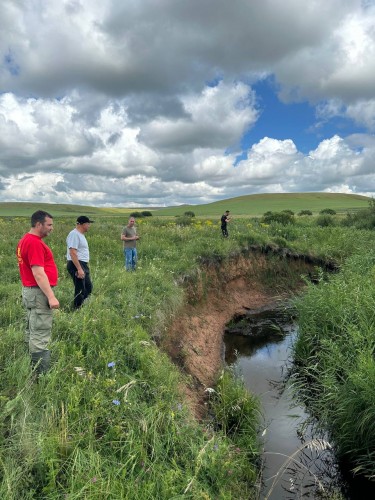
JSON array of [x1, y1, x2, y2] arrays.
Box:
[[16, 233, 58, 287]]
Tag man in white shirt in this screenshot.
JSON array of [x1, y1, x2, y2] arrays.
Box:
[[66, 216, 94, 309]]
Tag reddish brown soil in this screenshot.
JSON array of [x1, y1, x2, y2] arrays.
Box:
[[162, 254, 298, 419]]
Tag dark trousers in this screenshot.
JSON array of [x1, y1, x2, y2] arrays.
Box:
[[67, 260, 93, 309], [221, 226, 228, 237]]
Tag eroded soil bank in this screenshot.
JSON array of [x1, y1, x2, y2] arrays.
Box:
[[162, 251, 314, 418]]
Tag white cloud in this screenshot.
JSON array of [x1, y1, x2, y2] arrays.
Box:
[[0, 0, 375, 206], [345, 100, 375, 130]]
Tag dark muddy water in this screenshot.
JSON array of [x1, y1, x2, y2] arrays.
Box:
[[224, 307, 359, 500]]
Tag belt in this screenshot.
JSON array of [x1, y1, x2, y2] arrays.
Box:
[[22, 285, 55, 288]]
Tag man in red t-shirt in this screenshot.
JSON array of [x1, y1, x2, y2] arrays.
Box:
[[16, 210, 59, 375]]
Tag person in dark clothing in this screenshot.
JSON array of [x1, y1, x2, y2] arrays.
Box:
[[66, 216, 94, 308], [220, 210, 231, 237]]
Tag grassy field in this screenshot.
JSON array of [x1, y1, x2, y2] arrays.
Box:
[[0, 192, 371, 217], [1, 201, 375, 496], [1, 215, 268, 499]]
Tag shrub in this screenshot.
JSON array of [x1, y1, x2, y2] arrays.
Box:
[[341, 199, 375, 229], [298, 210, 313, 216], [175, 215, 194, 226], [320, 208, 336, 215], [141, 211, 153, 217], [316, 215, 335, 227], [281, 209, 294, 216], [261, 212, 295, 225], [184, 211, 195, 218], [129, 211, 143, 218]]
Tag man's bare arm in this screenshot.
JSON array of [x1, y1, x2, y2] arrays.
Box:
[[31, 266, 59, 309], [69, 248, 85, 278]]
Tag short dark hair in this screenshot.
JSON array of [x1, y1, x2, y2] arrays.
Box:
[[31, 210, 53, 227]]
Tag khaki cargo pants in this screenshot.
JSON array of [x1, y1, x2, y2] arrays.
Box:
[[22, 286, 53, 354]]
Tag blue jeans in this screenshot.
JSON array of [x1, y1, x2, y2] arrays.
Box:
[[124, 247, 137, 271]]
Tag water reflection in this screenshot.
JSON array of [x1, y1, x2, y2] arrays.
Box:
[[224, 307, 344, 499]]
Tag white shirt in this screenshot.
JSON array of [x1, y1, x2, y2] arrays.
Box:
[[66, 228, 90, 262]]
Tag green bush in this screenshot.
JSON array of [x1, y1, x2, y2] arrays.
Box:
[[320, 208, 336, 215], [281, 209, 295, 216], [175, 215, 194, 226], [341, 200, 375, 229], [316, 215, 335, 227], [261, 212, 295, 225], [298, 210, 313, 216], [129, 211, 143, 218], [183, 211, 195, 218], [141, 211, 153, 217]]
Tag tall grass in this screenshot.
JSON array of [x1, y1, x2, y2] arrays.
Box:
[[1, 216, 267, 498], [292, 252, 375, 477], [1, 213, 375, 496]]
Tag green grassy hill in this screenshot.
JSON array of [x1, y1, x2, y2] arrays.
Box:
[[152, 192, 371, 217], [0, 202, 132, 217], [0, 192, 371, 217]]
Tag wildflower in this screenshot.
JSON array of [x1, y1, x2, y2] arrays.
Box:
[[91, 477, 98, 483], [112, 399, 121, 405], [107, 361, 116, 368], [177, 403, 183, 411], [213, 444, 219, 451]]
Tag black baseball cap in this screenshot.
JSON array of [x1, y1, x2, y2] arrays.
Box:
[[77, 216, 95, 224]]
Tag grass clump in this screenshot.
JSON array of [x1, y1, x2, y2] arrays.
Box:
[[292, 252, 375, 476], [316, 214, 336, 227]]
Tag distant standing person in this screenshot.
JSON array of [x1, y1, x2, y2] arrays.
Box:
[[221, 210, 231, 237], [66, 216, 94, 309], [16, 210, 59, 375], [121, 217, 140, 271]]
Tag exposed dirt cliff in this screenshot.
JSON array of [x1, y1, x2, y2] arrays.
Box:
[[162, 251, 314, 418]]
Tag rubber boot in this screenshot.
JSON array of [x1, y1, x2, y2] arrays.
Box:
[[31, 350, 51, 376], [41, 350, 51, 373]]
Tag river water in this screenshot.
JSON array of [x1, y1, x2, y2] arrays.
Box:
[[224, 307, 346, 499]]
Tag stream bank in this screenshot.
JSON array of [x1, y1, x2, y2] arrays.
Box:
[[162, 251, 315, 419]]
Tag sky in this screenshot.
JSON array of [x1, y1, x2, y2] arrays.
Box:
[[1, 0, 375, 208]]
